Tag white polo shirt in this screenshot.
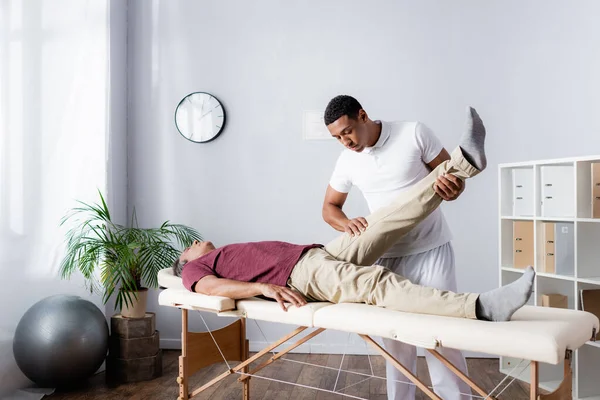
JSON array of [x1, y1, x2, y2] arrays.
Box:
[[329, 120, 453, 258]]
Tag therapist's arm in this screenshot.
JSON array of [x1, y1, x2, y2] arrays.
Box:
[[428, 148, 465, 201], [194, 275, 307, 311], [322, 185, 368, 236]]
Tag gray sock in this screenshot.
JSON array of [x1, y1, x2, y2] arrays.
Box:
[[459, 107, 487, 171], [476, 266, 535, 322]]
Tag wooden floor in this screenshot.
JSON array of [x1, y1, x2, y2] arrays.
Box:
[[48, 350, 537, 399]]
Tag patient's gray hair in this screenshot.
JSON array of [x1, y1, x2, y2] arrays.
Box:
[[172, 257, 186, 277]]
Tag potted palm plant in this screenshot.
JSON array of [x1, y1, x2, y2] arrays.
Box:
[[59, 191, 201, 318]]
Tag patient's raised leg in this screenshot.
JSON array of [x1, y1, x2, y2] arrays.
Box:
[[324, 107, 487, 266]]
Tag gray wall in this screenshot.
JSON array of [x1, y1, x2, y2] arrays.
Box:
[[126, 0, 600, 350]]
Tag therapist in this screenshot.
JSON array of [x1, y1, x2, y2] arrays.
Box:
[[322, 95, 471, 400]]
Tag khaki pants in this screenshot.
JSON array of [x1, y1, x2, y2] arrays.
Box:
[[288, 147, 480, 318]]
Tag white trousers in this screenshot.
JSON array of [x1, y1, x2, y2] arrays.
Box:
[[377, 242, 472, 400]]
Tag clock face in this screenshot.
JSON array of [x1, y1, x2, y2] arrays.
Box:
[[175, 92, 226, 143]]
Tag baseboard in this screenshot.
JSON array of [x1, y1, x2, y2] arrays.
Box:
[[160, 338, 493, 359], [160, 338, 185, 350]]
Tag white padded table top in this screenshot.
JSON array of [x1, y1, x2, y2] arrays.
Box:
[[312, 302, 598, 364], [222, 298, 333, 327], [159, 266, 235, 311], [158, 268, 187, 290], [157, 268, 599, 364], [159, 288, 236, 313]]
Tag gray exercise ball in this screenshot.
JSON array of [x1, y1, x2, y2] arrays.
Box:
[[13, 294, 109, 388]]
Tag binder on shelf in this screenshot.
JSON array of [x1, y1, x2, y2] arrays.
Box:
[[540, 165, 574, 217], [541, 222, 555, 274], [592, 163, 600, 218], [513, 221, 534, 269], [512, 168, 533, 217], [541, 222, 574, 276], [555, 223, 574, 276]]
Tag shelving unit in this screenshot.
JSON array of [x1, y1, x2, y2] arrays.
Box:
[[499, 155, 600, 399]]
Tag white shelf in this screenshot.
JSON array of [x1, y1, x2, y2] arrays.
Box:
[[500, 155, 600, 399], [501, 267, 526, 274], [499, 155, 600, 168], [500, 216, 576, 221], [537, 272, 576, 282], [537, 217, 576, 222], [501, 216, 535, 220], [578, 277, 600, 286]]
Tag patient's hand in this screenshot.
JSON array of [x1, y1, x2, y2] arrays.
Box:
[[260, 284, 307, 311], [434, 173, 465, 201]]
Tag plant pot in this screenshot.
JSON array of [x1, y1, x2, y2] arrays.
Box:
[[120, 288, 148, 319]]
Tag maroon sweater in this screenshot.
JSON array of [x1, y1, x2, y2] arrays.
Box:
[[181, 241, 321, 292]]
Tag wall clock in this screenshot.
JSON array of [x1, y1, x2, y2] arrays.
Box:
[[175, 92, 226, 143]]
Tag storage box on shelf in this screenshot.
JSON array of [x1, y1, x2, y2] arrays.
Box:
[[576, 161, 600, 219], [578, 282, 600, 342], [513, 168, 535, 217], [500, 166, 534, 218], [499, 155, 600, 399], [541, 293, 569, 309], [593, 163, 600, 219], [513, 221, 534, 269], [537, 275, 576, 310], [539, 164, 575, 218], [538, 221, 575, 277]]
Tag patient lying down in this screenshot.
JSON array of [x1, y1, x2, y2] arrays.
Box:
[[172, 107, 534, 322]]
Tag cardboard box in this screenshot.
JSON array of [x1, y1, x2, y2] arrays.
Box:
[[541, 294, 568, 309], [581, 289, 600, 339]]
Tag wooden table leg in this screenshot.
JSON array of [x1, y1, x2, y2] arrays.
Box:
[[241, 318, 250, 400], [530, 361, 539, 400]]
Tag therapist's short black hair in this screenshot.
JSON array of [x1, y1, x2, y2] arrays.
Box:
[[324, 95, 363, 125]]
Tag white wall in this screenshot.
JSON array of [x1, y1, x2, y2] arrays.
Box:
[[126, 0, 600, 351]]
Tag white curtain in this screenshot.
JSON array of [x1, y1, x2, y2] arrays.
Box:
[[0, 0, 111, 393]]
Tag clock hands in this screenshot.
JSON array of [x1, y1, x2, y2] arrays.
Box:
[[197, 105, 222, 121]]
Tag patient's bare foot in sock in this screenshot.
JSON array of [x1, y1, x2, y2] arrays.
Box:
[[460, 107, 487, 171], [476, 266, 535, 322]]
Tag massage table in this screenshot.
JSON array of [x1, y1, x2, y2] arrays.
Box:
[[157, 268, 599, 400]]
